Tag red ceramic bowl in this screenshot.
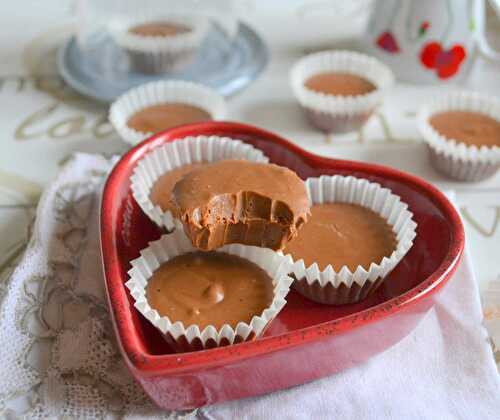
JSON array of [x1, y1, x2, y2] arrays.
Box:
[[101, 122, 464, 410]]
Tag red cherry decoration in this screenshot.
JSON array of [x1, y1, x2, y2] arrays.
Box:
[[420, 41, 467, 79], [420, 42, 442, 68], [376, 31, 400, 54]]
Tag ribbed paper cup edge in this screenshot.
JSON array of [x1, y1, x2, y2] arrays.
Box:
[[130, 135, 269, 230], [109, 80, 227, 145], [290, 50, 394, 117], [125, 229, 293, 351], [418, 91, 500, 181], [285, 175, 417, 305]]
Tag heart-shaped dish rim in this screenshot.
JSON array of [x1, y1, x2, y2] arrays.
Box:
[[101, 121, 464, 375]]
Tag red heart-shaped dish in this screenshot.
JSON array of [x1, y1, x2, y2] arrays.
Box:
[[101, 122, 464, 410]]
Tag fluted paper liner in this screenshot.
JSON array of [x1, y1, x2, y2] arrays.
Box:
[[125, 229, 293, 352], [418, 91, 500, 182], [130, 135, 269, 230], [109, 14, 209, 74], [109, 80, 227, 145], [290, 50, 394, 133], [285, 175, 417, 305]]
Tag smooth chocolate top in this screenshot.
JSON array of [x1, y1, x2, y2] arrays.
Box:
[[172, 160, 310, 251], [129, 21, 191, 37], [429, 110, 500, 148], [284, 203, 396, 271], [304, 72, 376, 96], [127, 103, 212, 134], [150, 162, 208, 212], [146, 251, 273, 330]]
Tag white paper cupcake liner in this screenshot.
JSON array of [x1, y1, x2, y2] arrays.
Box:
[[109, 14, 209, 73], [418, 91, 500, 182], [109, 80, 227, 146], [126, 229, 293, 352], [290, 50, 394, 133], [285, 175, 417, 305], [130, 135, 269, 230]]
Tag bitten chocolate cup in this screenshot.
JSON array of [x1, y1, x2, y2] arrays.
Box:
[[109, 14, 209, 74], [125, 229, 293, 352], [171, 160, 310, 251], [290, 50, 394, 134], [284, 175, 417, 305], [130, 135, 269, 231], [418, 91, 500, 182]]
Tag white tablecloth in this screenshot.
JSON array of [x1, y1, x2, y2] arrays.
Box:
[[1, 153, 499, 419]]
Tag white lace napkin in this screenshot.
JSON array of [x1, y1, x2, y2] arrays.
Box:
[[0, 153, 499, 419]]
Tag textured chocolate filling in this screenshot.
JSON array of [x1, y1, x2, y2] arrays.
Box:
[[172, 160, 310, 250]]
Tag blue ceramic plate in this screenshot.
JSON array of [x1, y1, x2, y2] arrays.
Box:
[[57, 23, 268, 102]]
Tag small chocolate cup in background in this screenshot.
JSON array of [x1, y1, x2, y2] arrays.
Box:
[[125, 229, 293, 352], [109, 80, 227, 146], [109, 14, 209, 74], [290, 50, 394, 134], [285, 175, 417, 305], [418, 91, 500, 182]]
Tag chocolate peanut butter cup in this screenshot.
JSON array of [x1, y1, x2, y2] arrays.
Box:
[[171, 160, 310, 251], [126, 229, 293, 352], [130, 136, 269, 230], [284, 203, 396, 273], [146, 252, 274, 331], [149, 162, 208, 214], [109, 80, 226, 146], [418, 92, 500, 182], [109, 14, 209, 74], [284, 175, 417, 305], [291, 50, 394, 134], [304, 72, 376, 97], [126, 103, 212, 134]]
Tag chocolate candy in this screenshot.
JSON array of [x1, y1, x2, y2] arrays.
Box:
[[146, 251, 274, 329], [429, 110, 500, 148], [172, 160, 310, 250]]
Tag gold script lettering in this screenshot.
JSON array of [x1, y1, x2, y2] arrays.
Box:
[[15, 102, 111, 141], [48, 115, 86, 138], [15, 102, 59, 140], [92, 114, 114, 139]]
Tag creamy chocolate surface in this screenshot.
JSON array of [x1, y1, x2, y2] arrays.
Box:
[[430, 111, 500, 148], [304, 72, 376, 96], [127, 103, 212, 134], [146, 252, 273, 329], [172, 160, 310, 251], [129, 21, 191, 37], [284, 203, 396, 271], [150, 162, 207, 212]]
